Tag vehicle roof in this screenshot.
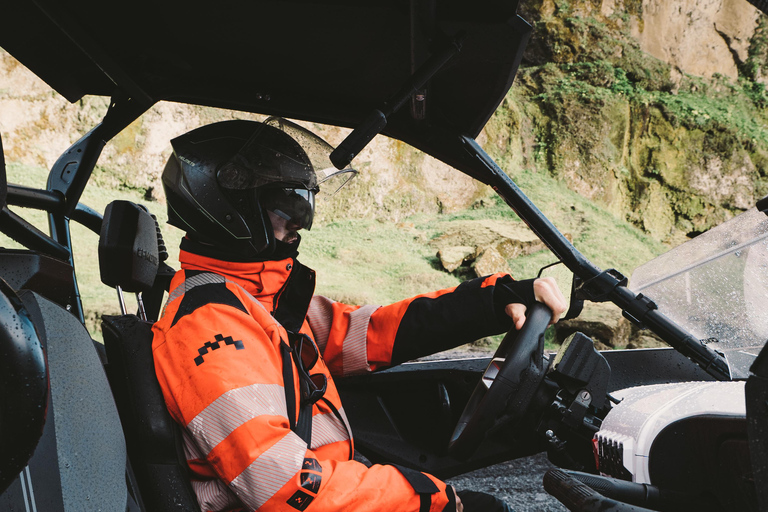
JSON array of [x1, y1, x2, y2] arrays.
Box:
[[0, 1, 530, 178]]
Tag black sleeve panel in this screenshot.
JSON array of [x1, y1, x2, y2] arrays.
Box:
[[390, 276, 514, 365], [171, 282, 249, 327]]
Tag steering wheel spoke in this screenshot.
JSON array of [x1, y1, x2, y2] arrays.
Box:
[[481, 358, 505, 389]]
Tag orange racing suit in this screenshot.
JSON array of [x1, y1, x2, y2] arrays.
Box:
[[152, 248, 528, 512]]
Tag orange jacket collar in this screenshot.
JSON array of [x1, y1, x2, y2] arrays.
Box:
[[179, 249, 293, 301]]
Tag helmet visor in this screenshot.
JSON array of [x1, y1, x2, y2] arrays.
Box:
[[217, 123, 316, 190], [217, 117, 357, 193], [261, 186, 316, 231]]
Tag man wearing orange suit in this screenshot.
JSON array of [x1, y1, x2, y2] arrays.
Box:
[[152, 118, 567, 512]]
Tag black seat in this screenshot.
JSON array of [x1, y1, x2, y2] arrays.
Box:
[[99, 200, 200, 512], [102, 315, 200, 511], [1, 147, 141, 509]]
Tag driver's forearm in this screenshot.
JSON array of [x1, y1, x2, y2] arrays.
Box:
[[381, 273, 513, 365]]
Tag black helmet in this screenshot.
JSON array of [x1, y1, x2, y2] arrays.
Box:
[[162, 117, 354, 258]]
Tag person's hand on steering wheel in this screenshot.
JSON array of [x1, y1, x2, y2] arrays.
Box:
[[505, 277, 567, 330]]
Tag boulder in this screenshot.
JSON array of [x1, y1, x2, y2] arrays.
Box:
[[431, 219, 570, 277], [473, 246, 511, 276], [496, 237, 547, 259], [553, 302, 622, 350], [437, 246, 475, 272], [553, 301, 665, 349]]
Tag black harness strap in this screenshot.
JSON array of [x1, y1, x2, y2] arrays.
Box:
[[273, 260, 318, 446], [273, 260, 316, 333], [295, 382, 314, 447], [280, 341, 298, 431], [392, 464, 440, 512], [280, 339, 314, 445], [188, 266, 318, 447], [320, 397, 354, 460]]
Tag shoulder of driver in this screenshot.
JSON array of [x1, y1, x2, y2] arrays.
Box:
[[152, 275, 286, 422]]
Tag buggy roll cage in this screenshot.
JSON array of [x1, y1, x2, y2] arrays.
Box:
[[2, 94, 151, 322], [0, 0, 730, 381]]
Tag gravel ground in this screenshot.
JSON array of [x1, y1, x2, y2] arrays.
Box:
[[446, 453, 568, 512]]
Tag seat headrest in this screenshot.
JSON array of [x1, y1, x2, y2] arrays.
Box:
[[98, 201, 159, 293]]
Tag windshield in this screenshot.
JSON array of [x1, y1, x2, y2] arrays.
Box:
[[630, 207, 768, 379]]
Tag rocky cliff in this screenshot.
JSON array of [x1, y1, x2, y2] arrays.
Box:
[[1, 0, 766, 245], [509, 0, 768, 242]]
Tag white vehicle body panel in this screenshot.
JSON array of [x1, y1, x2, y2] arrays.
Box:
[[595, 381, 746, 483]]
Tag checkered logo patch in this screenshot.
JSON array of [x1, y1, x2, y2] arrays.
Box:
[[194, 334, 244, 366]]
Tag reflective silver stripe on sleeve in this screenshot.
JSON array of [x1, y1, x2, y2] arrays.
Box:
[[182, 427, 206, 462], [342, 305, 379, 376], [307, 296, 335, 353], [191, 479, 243, 512], [310, 411, 350, 450], [187, 383, 288, 455], [163, 273, 227, 315], [338, 407, 354, 445], [231, 431, 307, 510]]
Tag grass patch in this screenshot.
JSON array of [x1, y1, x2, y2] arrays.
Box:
[[410, 164, 665, 279], [300, 219, 460, 305], [524, 60, 768, 148]]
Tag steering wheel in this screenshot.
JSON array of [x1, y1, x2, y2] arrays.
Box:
[[448, 302, 552, 459]]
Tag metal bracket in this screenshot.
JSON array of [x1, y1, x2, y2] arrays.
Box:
[[621, 293, 659, 329], [574, 268, 628, 303], [330, 34, 463, 169]]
